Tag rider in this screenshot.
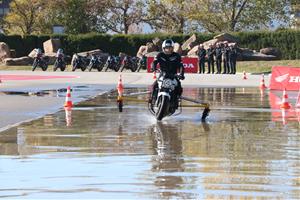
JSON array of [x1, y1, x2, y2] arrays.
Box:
[[150, 39, 185, 105]]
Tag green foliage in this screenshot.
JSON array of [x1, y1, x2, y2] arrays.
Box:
[[1, 30, 299, 59], [235, 30, 300, 59]]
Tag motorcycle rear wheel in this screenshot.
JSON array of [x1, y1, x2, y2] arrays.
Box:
[[42, 64, 48, 71]]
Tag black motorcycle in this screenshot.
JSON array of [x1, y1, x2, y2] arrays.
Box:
[[53, 53, 66, 71], [71, 54, 89, 72], [148, 72, 183, 121], [104, 56, 121, 72], [137, 56, 147, 72], [32, 54, 49, 71], [119, 56, 138, 72], [88, 55, 105, 72]]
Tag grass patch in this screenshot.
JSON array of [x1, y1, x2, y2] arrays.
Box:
[[237, 60, 300, 74]]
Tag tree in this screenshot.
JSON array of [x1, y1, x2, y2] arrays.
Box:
[[94, 0, 146, 34], [36, 0, 98, 34], [58, 0, 94, 34], [145, 0, 188, 33], [186, 0, 291, 32], [3, 0, 42, 34], [291, 0, 300, 29]]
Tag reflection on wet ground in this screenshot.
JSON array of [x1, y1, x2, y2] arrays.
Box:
[[0, 85, 93, 97], [0, 87, 299, 199]]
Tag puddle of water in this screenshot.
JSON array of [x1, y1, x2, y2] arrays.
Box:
[[0, 87, 299, 199], [0, 85, 94, 98]]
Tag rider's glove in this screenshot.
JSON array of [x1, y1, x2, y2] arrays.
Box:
[[178, 74, 185, 80]]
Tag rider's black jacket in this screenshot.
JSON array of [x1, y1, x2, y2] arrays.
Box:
[[151, 52, 184, 77]]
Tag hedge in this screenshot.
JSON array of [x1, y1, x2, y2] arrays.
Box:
[[0, 29, 299, 60]]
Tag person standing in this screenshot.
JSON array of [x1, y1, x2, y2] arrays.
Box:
[[229, 43, 238, 74], [222, 41, 230, 74], [197, 44, 206, 74], [206, 44, 215, 74], [215, 43, 222, 74]]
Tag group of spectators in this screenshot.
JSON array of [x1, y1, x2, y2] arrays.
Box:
[[197, 41, 238, 74]]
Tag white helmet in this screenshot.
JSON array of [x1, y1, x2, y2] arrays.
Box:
[[162, 39, 174, 49]]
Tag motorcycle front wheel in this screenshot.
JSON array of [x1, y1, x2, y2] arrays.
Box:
[[120, 64, 125, 72], [88, 64, 93, 72], [137, 63, 142, 72], [156, 95, 169, 121], [53, 61, 58, 71], [104, 63, 109, 72], [32, 60, 37, 71]]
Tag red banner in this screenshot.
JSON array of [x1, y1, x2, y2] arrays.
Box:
[[147, 57, 198, 73], [270, 66, 300, 91]]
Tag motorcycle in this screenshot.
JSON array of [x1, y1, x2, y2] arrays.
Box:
[[136, 56, 147, 72], [104, 56, 121, 72], [119, 56, 138, 72], [53, 53, 66, 71], [32, 54, 49, 71], [88, 55, 104, 72], [71, 54, 89, 71], [148, 71, 183, 121]]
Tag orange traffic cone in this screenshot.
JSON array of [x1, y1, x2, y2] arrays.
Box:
[[117, 74, 124, 96], [280, 88, 291, 109], [64, 86, 73, 108], [153, 71, 157, 80], [243, 71, 247, 80], [259, 74, 267, 89], [295, 89, 300, 108], [64, 107, 72, 127], [117, 74, 124, 112]]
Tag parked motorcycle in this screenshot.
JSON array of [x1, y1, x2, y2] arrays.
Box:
[[137, 56, 147, 72], [104, 55, 121, 72], [148, 71, 183, 121], [32, 52, 49, 71], [88, 55, 105, 72], [119, 56, 138, 72], [53, 52, 66, 71], [71, 54, 89, 71]]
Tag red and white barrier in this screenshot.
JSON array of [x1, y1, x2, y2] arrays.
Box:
[[270, 66, 300, 91], [147, 56, 198, 73]]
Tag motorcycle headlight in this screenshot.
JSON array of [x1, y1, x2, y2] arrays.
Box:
[[162, 79, 173, 89]]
